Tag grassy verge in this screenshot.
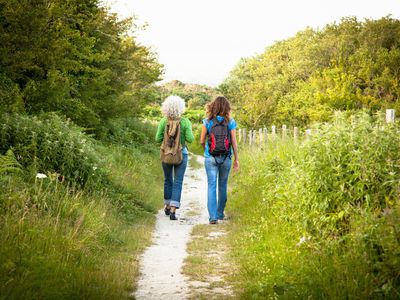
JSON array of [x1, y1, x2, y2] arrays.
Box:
[[0, 143, 163, 299], [183, 223, 236, 299], [227, 112, 400, 299], [188, 152, 203, 170]]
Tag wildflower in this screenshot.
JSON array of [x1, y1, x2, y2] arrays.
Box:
[[36, 173, 47, 179], [296, 236, 311, 247], [93, 166, 97, 171]]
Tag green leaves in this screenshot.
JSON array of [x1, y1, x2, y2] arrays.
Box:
[[0, 0, 162, 131], [0, 113, 105, 186], [0, 149, 21, 174], [229, 112, 400, 298], [221, 17, 400, 127]]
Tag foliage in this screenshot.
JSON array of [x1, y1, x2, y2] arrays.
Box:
[[0, 149, 21, 174], [228, 112, 400, 299], [155, 80, 219, 109], [221, 16, 400, 127], [0, 113, 106, 186], [0, 146, 163, 299], [0, 0, 162, 131], [141, 105, 204, 125], [99, 117, 158, 151], [0, 120, 163, 299], [142, 104, 163, 120], [183, 109, 205, 124]]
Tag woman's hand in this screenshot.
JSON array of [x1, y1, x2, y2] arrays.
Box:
[[233, 159, 239, 171]]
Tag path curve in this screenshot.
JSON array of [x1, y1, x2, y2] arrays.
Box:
[[134, 154, 208, 299]]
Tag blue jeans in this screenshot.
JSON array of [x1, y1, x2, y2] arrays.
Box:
[[205, 155, 232, 221], [162, 153, 188, 208]]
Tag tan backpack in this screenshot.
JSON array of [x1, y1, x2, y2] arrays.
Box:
[[160, 118, 183, 165]]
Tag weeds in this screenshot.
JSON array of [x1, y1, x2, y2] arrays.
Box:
[[0, 115, 163, 299], [228, 111, 400, 299]]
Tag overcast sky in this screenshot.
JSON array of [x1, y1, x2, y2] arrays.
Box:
[[107, 0, 400, 87]]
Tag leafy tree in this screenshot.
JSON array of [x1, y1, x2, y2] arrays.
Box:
[[221, 16, 400, 127], [0, 0, 162, 131]]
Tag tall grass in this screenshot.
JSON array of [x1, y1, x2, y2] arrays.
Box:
[[228, 112, 400, 299], [0, 115, 163, 299]]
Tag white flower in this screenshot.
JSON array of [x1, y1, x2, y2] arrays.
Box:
[[93, 166, 97, 171], [36, 173, 47, 179], [296, 236, 311, 247]]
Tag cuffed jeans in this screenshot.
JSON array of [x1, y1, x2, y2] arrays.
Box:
[[205, 155, 232, 221], [162, 153, 188, 208]]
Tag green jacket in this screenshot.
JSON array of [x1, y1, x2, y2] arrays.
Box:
[[155, 117, 194, 146]]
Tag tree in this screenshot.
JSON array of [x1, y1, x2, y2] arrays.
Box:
[[0, 0, 163, 131]]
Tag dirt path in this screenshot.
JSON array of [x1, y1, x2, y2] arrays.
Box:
[[133, 154, 209, 299]]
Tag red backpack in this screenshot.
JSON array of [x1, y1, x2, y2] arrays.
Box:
[[208, 118, 231, 157]]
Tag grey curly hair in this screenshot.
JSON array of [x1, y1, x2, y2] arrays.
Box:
[[161, 95, 186, 119]]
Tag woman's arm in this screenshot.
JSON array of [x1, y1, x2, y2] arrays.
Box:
[[200, 125, 207, 149], [155, 118, 166, 143], [231, 129, 239, 171], [184, 119, 194, 143]]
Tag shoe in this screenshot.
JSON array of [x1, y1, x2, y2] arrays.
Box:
[[209, 220, 218, 224], [170, 212, 177, 220], [164, 207, 171, 216]]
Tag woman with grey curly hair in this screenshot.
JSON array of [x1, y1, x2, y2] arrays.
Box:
[[155, 95, 194, 220]]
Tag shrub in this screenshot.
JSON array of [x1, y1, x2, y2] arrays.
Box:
[[0, 113, 105, 186], [301, 111, 400, 236], [229, 111, 400, 298], [183, 109, 205, 124], [99, 117, 158, 152]]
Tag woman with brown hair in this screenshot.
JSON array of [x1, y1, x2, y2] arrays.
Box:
[[200, 96, 239, 224]]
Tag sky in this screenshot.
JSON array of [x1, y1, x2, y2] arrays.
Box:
[[107, 0, 400, 87]]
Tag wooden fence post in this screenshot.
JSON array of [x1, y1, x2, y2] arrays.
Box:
[[386, 109, 395, 123], [248, 130, 253, 145], [271, 125, 276, 140], [258, 128, 263, 145], [282, 125, 287, 138], [305, 129, 312, 140], [294, 127, 299, 141], [263, 128, 268, 144], [252, 130, 257, 146]]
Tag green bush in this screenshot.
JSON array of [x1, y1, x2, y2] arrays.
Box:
[[100, 117, 158, 152], [0, 118, 163, 299], [183, 109, 205, 124], [0, 113, 105, 186], [0, 143, 163, 299], [229, 111, 400, 299], [301, 112, 400, 236], [0, 73, 24, 114], [141, 105, 162, 120]]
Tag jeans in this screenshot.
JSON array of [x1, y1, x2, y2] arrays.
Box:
[[162, 153, 188, 208], [205, 155, 232, 221]]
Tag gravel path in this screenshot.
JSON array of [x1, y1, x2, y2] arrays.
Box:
[[134, 155, 208, 299]]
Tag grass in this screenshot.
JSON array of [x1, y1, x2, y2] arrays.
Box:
[[0, 144, 163, 299], [182, 223, 237, 299], [226, 113, 400, 299], [188, 152, 203, 170]]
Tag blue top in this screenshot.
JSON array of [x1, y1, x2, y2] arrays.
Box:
[[202, 116, 237, 158]]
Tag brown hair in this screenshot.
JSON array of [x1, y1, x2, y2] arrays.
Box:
[[206, 96, 231, 121]]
